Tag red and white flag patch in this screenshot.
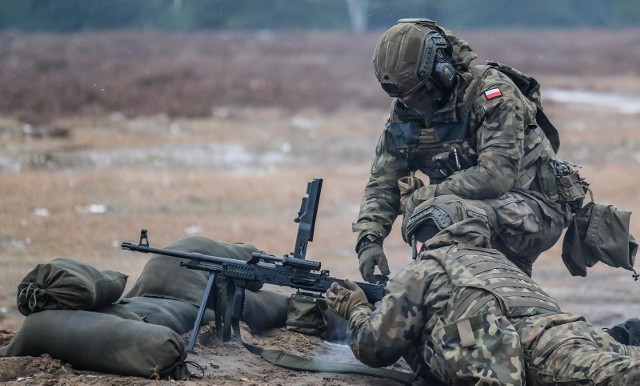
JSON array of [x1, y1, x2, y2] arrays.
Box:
[[484, 87, 502, 100]]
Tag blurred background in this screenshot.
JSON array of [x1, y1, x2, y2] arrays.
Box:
[[1, 0, 640, 332], [1, 0, 639, 31]]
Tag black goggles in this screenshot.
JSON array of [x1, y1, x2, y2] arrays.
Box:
[[381, 77, 428, 99]]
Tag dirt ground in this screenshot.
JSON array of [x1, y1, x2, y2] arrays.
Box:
[[1, 28, 640, 385], [0, 321, 416, 386]]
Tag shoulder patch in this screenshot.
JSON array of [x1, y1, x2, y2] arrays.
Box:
[[484, 87, 502, 100]]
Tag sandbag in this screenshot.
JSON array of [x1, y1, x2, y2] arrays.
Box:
[[125, 236, 262, 306], [227, 287, 290, 335], [322, 309, 350, 343], [0, 310, 189, 379], [101, 296, 216, 334], [17, 257, 127, 316]]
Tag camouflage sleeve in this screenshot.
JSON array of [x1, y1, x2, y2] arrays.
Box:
[[352, 126, 410, 244], [346, 259, 447, 368], [435, 81, 525, 199]]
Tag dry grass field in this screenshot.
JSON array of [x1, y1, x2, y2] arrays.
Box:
[[1, 27, 640, 384]]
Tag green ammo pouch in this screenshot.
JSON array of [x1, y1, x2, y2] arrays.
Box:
[[538, 157, 589, 214], [17, 257, 128, 316], [286, 293, 328, 336]]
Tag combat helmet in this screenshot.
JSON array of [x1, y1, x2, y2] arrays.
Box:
[[372, 18, 458, 98], [402, 196, 488, 258]]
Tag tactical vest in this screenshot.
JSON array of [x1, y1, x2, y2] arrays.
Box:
[[386, 63, 557, 190], [428, 244, 561, 322]]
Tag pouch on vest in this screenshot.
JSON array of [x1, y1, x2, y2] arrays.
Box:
[[429, 309, 525, 385], [562, 201, 639, 279], [538, 156, 590, 215], [286, 293, 327, 336]]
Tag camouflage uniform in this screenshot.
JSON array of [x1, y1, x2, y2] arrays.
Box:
[[347, 218, 640, 385], [354, 63, 566, 275]]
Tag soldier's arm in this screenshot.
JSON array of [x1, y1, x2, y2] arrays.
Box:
[[435, 81, 525, 199], [346, 261, 437, 368], [352, 128, 410, 244]]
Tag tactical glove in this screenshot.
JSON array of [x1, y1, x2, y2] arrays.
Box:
[[357, 240, 390, 284], [398, 174, 425, 215], [325, 279, 369, 320]]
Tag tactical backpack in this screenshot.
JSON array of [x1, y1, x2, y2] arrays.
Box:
[[483, 61, 560, 153], [481, 61, 589, 214]]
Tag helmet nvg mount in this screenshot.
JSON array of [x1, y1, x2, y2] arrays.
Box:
[[403, 196, 488, 258], [373, 18, 457, 98]]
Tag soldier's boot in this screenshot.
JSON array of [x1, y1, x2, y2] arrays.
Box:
[[605, 318, 640, 346]]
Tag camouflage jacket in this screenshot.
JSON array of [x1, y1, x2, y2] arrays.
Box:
[[353, 65, 556, 244], [347, 218, 560, 384]]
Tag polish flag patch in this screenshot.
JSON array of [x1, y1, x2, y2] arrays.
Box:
[[484, 87, 503, 100]]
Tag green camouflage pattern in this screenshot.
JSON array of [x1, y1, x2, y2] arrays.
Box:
[[518, 313, 640, 385], [346, 218, 640, 384], [429, 308, 525, 384], [354, 65, 564, 274], [444, 191, 565, 276]]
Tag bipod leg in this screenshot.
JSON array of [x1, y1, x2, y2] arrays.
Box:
[[187, 271, 217, 353]]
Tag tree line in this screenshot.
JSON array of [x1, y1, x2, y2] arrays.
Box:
[[0, 0, 638, 32]]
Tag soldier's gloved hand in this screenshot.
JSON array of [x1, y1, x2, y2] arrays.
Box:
[[325, 279, 369, 320], [357, 240, 390, 284], [398, 175, 425, 214]]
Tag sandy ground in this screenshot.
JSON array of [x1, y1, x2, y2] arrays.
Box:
[[2, 29, 640, 385]]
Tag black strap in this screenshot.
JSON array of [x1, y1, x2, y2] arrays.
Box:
[[535, 108, 560, 153]]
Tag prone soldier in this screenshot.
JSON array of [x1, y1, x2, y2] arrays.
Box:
[[331, 197, 640, 385]]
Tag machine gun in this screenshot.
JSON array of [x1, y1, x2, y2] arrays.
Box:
[[121, 178, 385, 352]]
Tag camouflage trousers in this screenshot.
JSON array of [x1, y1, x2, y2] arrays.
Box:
[[517, 313, 640, 385], [438, 190, 566, 276]]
